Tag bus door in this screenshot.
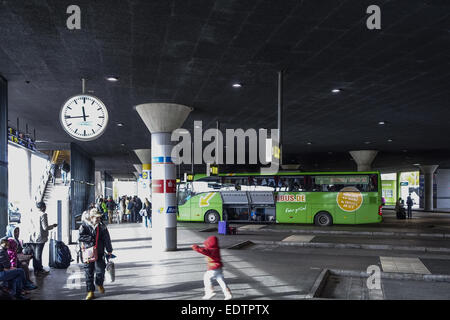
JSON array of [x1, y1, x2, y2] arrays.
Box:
[[177, 182, 193, 221]]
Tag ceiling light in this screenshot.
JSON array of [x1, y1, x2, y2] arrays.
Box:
[[106, 76, 119, 82], [307, 142, 312, 145], [387, 139, 393, 142], [364, 141, 371, 144], [117, 123, 124, 127], [413, 163, 420, 166], [120, 143, 125, 147], [378, 121, 385, 125], [331, 89, 341, 93], [232, 83, 242, 88]]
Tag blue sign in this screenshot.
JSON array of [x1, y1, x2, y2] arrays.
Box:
[[166, 206, 177, 214]]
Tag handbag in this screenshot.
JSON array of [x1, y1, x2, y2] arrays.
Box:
[[105, 256, 115, 283], [82, 226, 99, 264]]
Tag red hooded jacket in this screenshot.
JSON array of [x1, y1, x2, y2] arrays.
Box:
[[192, 236, 223, 270]]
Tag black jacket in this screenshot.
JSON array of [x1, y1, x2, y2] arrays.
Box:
[[78, 221, 113, 257]]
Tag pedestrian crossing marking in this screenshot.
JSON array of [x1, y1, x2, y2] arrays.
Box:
[[380, 256, 431, 274]]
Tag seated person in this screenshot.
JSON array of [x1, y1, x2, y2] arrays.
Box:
[[0, 238, 29, 300], [6, 225, 37, 290]]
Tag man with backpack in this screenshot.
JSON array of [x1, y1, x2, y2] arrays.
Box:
[[406, 194, 414, 219], [60, 160, 70, 186]]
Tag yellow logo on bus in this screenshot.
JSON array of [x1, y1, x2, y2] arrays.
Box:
[[337, 187, 363, 212], [200, 192, 215, 207]]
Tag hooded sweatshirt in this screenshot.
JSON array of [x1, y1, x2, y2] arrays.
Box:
[[192, 236, 223, 270], [6, 225, 22, 267]]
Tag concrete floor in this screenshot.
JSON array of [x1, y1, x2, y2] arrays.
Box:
[[24, 209, 450, 300]]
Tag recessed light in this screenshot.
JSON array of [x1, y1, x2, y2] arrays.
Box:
[[106, 76, 119, 82], [117, 123, 124, 127], [364, 141, 371, 144], [378, 121, 385, 125], [120, 143, 125, 147], [387, 139, 393, 142], [307, 142, 312, 145], [413, 163, 420, 166], [232, 83, 242, 88], [331, 89, 341, 93]]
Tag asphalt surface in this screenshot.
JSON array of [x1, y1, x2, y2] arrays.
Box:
[[22, 208, 450, 300]]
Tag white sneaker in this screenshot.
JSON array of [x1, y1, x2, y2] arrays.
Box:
[[224, 292, 232, 300], [202, 292, 216, 300]]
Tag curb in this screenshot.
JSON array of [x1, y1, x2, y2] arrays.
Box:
[[328, 269, 450, 283], [227, 240, 254, 250], [242, 227, 449, 239], [307, 269, 330, 298], [248, 240, 450, 253]]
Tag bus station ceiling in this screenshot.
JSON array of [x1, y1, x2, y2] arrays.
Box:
[[1, 0, 449, 178]]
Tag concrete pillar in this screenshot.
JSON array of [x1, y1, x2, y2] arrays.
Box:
[[0, 76, 8, 237], [135, 103, 192, 252], [95, 171, 102, 199], [349, 150, 378, 171], [134, 149, 152, 200], [420, 165, 438, 211], [133, 164, 143, 174]]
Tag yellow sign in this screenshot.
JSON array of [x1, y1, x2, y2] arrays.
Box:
[[199, 192, 215, 207], [142, 172, 148, 179], [336, 187, 363, 212]]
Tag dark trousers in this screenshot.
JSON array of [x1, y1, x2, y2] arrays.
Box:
[[407, 206, 412, 218], [84, 257, 106, 292], [29, 243, 45, 272], [0, 269, 26, 296]]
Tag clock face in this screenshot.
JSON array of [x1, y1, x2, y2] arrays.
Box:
[[60, 94, 109, 141]]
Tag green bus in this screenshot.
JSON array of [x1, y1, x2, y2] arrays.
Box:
[[177, 171, 383, 226]]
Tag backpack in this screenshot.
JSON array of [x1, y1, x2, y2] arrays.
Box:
[[51, 240, 72, 269]]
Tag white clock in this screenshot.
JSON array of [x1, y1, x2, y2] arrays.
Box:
[[60, 94, 109, 141]]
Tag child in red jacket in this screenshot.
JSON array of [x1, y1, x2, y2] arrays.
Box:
[[192, 236, 232, 300]]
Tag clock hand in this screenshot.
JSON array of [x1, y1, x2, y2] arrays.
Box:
[[65, 115, 90, 119], [82, 107, 87, 121]]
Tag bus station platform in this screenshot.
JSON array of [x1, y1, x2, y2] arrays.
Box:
[[25, 210, 450, 300]]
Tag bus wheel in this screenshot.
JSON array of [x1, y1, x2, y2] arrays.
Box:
[[314, 211, 333, 226], [205, 210, 220, 224]]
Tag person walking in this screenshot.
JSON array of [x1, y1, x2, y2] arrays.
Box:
[[79, 208, 113, 300], [127, 197, 135, 222], [26, 201, 57, 276], [143, 198, 152, 228], [406, 194, 414, 219], [134, 196, 143, 223], [49, 162, 57, 185], [191, 236, 232, 300], [106, 197, 116, 224], [60, 160, 70, 186]]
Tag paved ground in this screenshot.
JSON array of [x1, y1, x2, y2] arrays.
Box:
[[24, 209, 450, 300]]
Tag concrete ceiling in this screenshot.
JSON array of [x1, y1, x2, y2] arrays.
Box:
[[1, 0, 450, 177]]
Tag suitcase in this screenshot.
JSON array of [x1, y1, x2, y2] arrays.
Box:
[[49, 232, 72, 269], [218, 221, 229, 235]]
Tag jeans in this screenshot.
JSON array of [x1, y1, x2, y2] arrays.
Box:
[[84, 257, 106, 292], [144, 216, 152, 228], [0, 268, 26, 296], [407, 206, 412, 218], [28, 243, 45, 272]]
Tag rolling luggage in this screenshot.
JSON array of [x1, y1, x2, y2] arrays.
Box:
[[218, 221, 229, 235], [49, 233, 72, 269]]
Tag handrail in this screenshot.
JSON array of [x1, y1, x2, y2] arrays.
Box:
[[33, 154, 52, 203]]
